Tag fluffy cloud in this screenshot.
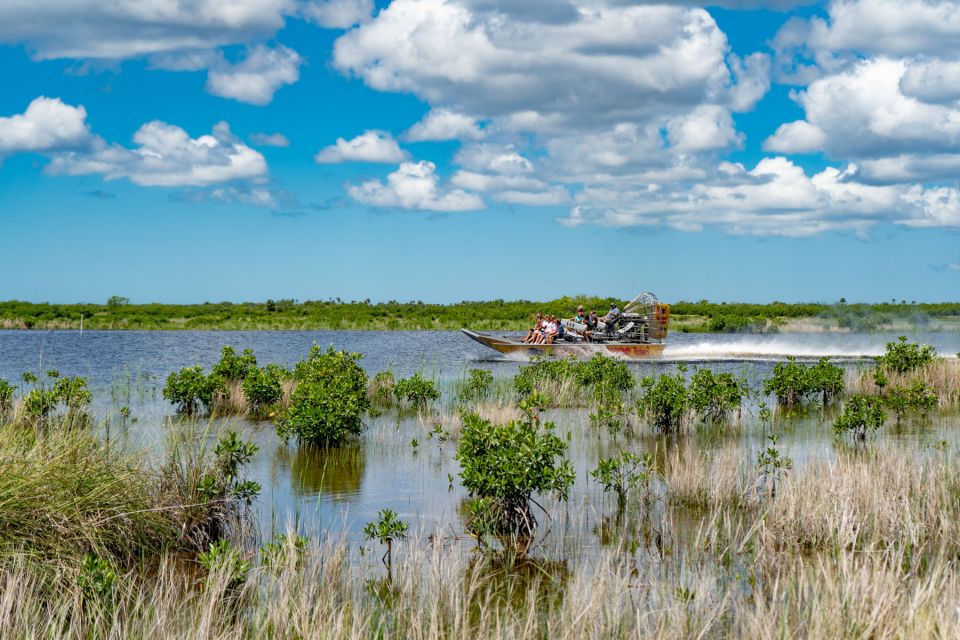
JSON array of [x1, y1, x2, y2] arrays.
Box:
[[348, 161, 484, 211], [561, 157, 960, 235], [403, 109, 485, 141], [206, 45, 302, 105], [899, 59, 960, 103], [782, 0, 960, 60], [0, 0, 293, 60], [763, 120, 827, 153], [315, 130, 408, 163], [763, 58, 960, 170], [0, 97, 93, 154], [47, 121, 267, 187], [666, 105, 742, 152], [333, 0, 765, 132]]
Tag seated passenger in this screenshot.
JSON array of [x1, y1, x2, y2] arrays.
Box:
[[523, 313, 543, 343], [542, 316, 558, 344], [585, 310, 598, 341], [601, 302, 621, 328]]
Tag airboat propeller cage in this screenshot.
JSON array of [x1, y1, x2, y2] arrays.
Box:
[[624, 291, 670, 341]]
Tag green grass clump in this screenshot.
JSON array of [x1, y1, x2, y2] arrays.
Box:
[[0, 423, 177, 565]]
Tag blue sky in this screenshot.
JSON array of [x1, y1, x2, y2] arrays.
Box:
[[1, 0, 958, 304]]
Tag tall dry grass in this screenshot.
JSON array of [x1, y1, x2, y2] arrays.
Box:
[[846, 358, 960, 407]]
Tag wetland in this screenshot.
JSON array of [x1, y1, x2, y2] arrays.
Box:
[[1, 329, 960, 638]]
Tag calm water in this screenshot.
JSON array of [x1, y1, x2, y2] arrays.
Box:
[[2, 329, 959, 556]]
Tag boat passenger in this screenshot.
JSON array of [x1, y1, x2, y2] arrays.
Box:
[[543, 316, 558, 344], [586, 310, 598, 334], [523, 313, 543, 343]]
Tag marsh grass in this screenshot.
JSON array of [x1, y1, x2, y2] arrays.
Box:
[[664, 443, 755, 510], [0, 423, 178, 566], [209, 379, 295, 419], [847, 358, 960, 407]]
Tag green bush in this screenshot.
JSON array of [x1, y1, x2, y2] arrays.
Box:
[[211, 346, 258, 381], [574, 355, 634, 392], [885, 380, 938, 421], [461, 368, 494, 401], [363, 508, 408, 575], [370, 370, 396, 404], [763, 358, 812, 407], [513, 358, 578, 397], [277, 347, 370, 446], [514, 355, 633, 402], [807, 357, 845, 404], [456, 413, 574, 538], [22, 388, 57, 421], [163, 366, 220, 415], [242, 367, 283, 414], [591, 451, 654, 510], [688, 368, 745, 423], [636, 370, 689, 433], [877, 336, 937, 374], [53, 376, 93, 412], [833, 396, 886, 440], [394, 373, 440, 408], [18, 375, 91, 423]]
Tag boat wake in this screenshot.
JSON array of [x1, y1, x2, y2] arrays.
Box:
[[662, 338, 883, 361]]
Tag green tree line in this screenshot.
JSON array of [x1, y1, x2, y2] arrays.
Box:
[[0, 297, 958, 332]]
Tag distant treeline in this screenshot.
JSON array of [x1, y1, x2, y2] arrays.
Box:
[[1, 298, 959, 332]]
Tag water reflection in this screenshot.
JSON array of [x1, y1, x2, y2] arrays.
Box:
[[274, 444, 366, 501]]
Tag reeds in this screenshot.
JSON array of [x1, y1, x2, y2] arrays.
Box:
[[846, 358, 960, 407]]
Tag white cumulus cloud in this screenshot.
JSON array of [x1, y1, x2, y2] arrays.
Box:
[[0, 97, 93, 154], [348, 160, 485, 211], [315, 130, 408, 163], [561, 157, 960, 236], [48, 121, 267, 187], [0, 0, 293, 60], [403, 109, 485, 141], [206, 45, 302, 105], [767, 58, 960, 158]]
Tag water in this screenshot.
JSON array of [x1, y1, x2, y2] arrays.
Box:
[[2, 329, 959, 558], [2, 329, 958, 385]]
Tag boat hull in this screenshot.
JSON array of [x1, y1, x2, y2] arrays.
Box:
[[460, 329, 665, 359]]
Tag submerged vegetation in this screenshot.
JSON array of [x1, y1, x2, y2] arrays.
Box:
[[3, 297, 960, 332]]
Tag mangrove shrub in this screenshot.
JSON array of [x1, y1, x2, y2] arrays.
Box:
[[163, 366, 220, 415], [833, 396, 886, 440], [688, 368, 745, 423], [394, 373, 440, 408], [456, 413, 574, 538], [636, 371, 689, 433], [276, 347, 370, 446], [877, 336, 937, 374]]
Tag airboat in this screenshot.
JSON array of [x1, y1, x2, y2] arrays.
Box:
[[461, 292, 670, 359]]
